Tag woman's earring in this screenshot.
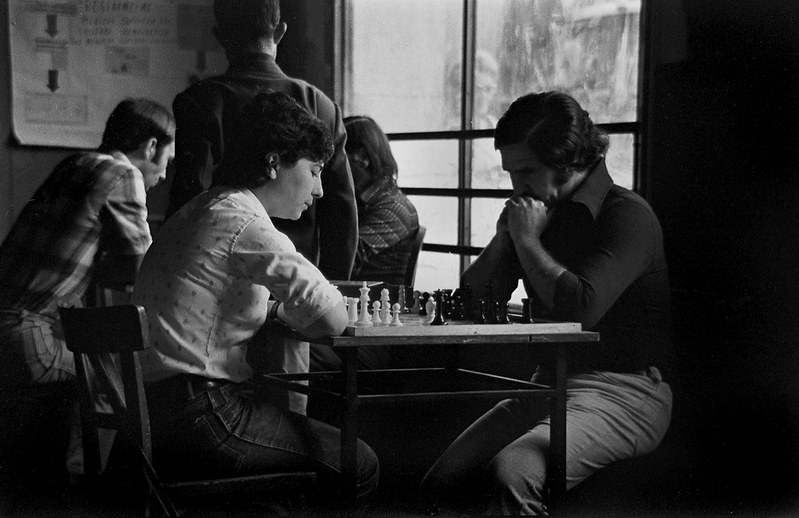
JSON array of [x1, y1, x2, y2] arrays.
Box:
[[268, 168, 278, 180]]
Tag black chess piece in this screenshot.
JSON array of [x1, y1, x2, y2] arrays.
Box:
[[450, 288, 463, 320], [460, 283, 472, 322], [495, 300, 510, 325], [474, 298, 487, 324], [430, 290, 448, 326], [419, 292, 430, 316], [520, 298, 534, 323]]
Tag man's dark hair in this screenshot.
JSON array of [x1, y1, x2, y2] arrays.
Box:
[[344, 115, 399, 188], [494, 91, 609, 181], [99, 98, 175, 153], [213, 0, 280, 47], [216, 91, 334, 189]]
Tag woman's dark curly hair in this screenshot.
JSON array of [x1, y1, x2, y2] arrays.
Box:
[[216, 91, 334, 189], [494, 91, 609, 184]]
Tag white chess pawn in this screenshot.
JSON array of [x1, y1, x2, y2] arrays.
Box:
[[372, 300, 383, 325], [389, 303, 403, 326]]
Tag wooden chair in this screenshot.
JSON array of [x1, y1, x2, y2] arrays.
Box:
[[59, 304, 317, 517], [404, 226, 426, 287]]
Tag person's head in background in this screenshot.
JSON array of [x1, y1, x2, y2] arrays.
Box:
[[343, 115, 399, 197], [212, 0, 287, 57], [445, 49, 500, 129], [99, 98, 176, 191], [495, 91, 608, 205], [216, 91, 334, 220]]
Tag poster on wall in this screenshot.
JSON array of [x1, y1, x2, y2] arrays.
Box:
[[8, 0, 227, 148]]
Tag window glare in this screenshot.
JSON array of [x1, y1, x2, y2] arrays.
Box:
[[392, 140, 458, 189], [407, 195, 458, 246], [476, 0, 641, 124], [606, 133, 635, 189]]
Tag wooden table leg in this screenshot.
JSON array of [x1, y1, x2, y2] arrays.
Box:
[[548, 343, 568, 501], [340, 347, 359, 503]]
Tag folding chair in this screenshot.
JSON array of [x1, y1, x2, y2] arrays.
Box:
[[59, 304, 317, 517]]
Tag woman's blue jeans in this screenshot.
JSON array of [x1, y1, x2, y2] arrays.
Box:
[[146, 378, 380, 502]]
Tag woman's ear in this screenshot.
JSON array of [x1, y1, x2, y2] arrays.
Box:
[[265, 152, 280, 179]]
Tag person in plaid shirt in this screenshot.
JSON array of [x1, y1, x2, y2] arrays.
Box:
[[0, 98, 175, 388]]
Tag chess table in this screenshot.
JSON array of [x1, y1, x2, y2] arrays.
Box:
[[260, 317, 599, 506]]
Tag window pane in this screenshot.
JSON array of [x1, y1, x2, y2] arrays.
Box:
[[408, 195, 458, 246], [606, 133, 634, 189], [470, 138, 510, 189], [476, 0, 641, 124], [393, 140, 458, 189], [415, 251, 460, 293], [471, 198, 506, 248], [346, 0, 463, 132]]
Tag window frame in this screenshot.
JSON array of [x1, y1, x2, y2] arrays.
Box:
[[339, 0, 651, 280]]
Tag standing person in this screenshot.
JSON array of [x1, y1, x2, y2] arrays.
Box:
[[346, 115, 419, 285], [420, 91, 673, 515], [132, 92, 378, 506], [0, 98, 174, 388], [167, 0, 358, 281]]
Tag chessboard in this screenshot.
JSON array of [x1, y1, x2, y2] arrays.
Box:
[[338, 281, 582, 337], [344, 317, 582, 337]]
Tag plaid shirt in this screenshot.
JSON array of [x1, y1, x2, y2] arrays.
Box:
[[0, 151, 151, 316], [351, 183, 419, 285]]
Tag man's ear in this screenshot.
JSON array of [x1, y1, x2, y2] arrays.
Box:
[[274, 22, 287, 45], [144, 137, 158, 161]]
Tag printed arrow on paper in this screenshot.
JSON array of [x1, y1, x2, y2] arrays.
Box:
[[46, 14, 58, 38], [47, 70, 59, 92]]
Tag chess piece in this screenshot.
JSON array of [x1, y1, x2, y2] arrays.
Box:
[[372, 300, 383, 325], [474, 298, 487, 324], [441, 289, 453, 319], [419, 292, 430, 316], [520, 298, 534, 323], [398, 287, 409, 313], [410, 290, 422, 314], [495, 300, 510, 325], [425, 298, 436, 324], [347, 296, 358, 324], [430, 290, 448, 326], [389, 303, 403, 326], [380, 289, 391, 322], [355, 282, 373, 327]]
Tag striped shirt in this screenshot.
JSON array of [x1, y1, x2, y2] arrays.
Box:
[[351, 183, 419, 285], [0, 151, 151, 316]]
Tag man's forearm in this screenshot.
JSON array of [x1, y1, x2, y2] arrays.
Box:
[[512, 235, 565, 309], [462, 233, 519, 300]]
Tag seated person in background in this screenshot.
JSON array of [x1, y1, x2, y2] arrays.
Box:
[[345, 115, 419, 284], [132, 92, 378, 504], [0, 98, 174, 388], [309, 115, 419, 374], [420, 91, 673, 515]]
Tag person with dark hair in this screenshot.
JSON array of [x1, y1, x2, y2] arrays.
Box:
[[308, 116, 419, 374], [421, 91, 673, 515], [166, 0, 358, 282], [132, 92, 379, 506], [345, 115, 419, 285], [0, 97, 174, 388]]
